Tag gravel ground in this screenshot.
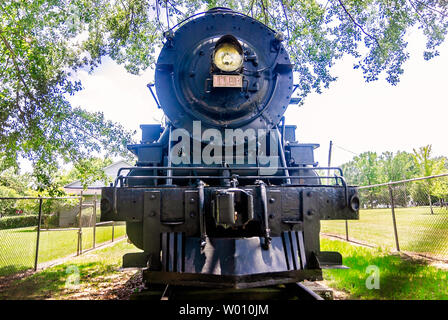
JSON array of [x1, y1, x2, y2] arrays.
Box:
[[62, 269, 143, 300]]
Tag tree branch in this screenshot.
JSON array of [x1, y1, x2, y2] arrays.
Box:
[[280, 0, 290, 39], [288, 4, 307, 24], [246, 0, 255, 17], [337, 0, 381, 49], [259, 0, 268, 25], [414, 0, 448, 18], [63, 117, 107, 146], [0, 30, 35, 102], [408, 0, 432, 31], [263, 0, 276, 22], [165, 0, 170, 29], [166, 0, 184, 16]]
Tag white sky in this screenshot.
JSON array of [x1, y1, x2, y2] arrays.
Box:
[[67, 29, 448, 168]]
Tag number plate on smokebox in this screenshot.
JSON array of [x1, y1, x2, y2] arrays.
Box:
[[213, 74, 243, 88]]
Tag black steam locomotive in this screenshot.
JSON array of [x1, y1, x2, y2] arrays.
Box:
[[100, 7, 359, 289]]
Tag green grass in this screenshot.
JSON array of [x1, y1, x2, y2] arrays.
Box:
[[2, 236, 446, 300], [0, 224, 126, 276], [321, 238, 448, 299], [0, 240, 141, 300], [321, 206, 448, 258]]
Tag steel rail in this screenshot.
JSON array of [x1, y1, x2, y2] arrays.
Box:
[[286, 282, 324, 300], [138, 282, 325, 300]]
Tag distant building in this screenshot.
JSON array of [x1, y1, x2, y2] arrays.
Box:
[[63, 160, 133, 195]]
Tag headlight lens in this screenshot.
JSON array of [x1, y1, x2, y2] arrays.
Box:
[[213, 42, 243, 72]]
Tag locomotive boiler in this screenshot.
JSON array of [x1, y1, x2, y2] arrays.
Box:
[[100, 7, 359, 289]]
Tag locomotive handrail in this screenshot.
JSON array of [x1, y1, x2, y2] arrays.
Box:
[[115, 175, 343, 182], [112, 173, 349, 208], [116, 166, 344, 177], [146, 83, 161, 109], [276, 127, 291, 184]]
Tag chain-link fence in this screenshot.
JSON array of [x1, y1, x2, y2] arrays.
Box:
[[0, 194, 125, 277], [321, 174, 448, 261]]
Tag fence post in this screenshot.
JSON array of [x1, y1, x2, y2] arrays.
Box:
[[345, 220, 349, 241], [77, 191, 83, 256], [388, 185, 400, 252], [112, 221, 115, 242], [93, 194, 97, 249], [34, 197, 43, 271]]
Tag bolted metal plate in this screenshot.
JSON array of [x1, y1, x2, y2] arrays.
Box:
[[302, 187, 359, 220], [212, 74, 243, 87], [184, 190, 199, 220], [144, 191, 160, 219]]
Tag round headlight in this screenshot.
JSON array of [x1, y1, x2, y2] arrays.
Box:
[[213, 36, 243, 72]]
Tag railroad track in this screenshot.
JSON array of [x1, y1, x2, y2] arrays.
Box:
[[132, 282, 325, 301]]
